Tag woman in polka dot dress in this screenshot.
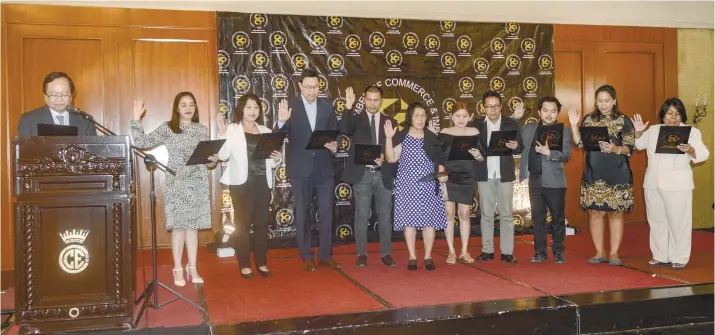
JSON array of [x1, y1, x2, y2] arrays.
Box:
[[385, 102, 448, 271]]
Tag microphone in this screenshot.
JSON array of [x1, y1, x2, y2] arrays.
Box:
[[66, 104, 93, 119]]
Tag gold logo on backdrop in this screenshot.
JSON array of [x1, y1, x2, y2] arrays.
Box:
[[370, 32, 386, 49], [539, 54, 553, 70], [387, 50, 403, 66], [490, 77, 505, 92], [232, 32, 250, 49], [507, 54, 521, 70], [523, 77, 538, 92], [251, 51, 269, 69], [333, 98, 346, 114], [234, 75, 250, 94], [425, 35, 440, 51], [440, 21, 456, 32], [491, 39, 505, 52], [292, 53, 309, 71], [345, 35, 361, 51], [508, 97, 524, 113], [327, 16, 343, 29], [270, 31, 287, 48], [521, 38, 536, 54], [219, 101, 230, 114], [335, 183, 353, 201], [309, 32, 327, 49], [276, 208, 294, 226], [328, 54, 345, 72], [273, 76, 286, 90], [457, 35, 472, 53], [251, 14, 268, 27], [506, 22, 520, 35], [403, 32, 418, 49], [271, 75, 288, 96], [340, 135, 351, 151], [218, 51, 229, 71], [276, 166, 288, 182], [459, 77, 474, 93], [318, 75, 328, 94], [336, 224, 353, 239], [442, 98, 456, 114], [385, 18, 402, 29], [477, 101, 486, 116]]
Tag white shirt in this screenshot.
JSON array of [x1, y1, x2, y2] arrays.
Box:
[[485, 116, 502, 179], [50, 108, 69, 126], [301, 95, 318, 131]]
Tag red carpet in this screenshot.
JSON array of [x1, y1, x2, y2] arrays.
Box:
[[200, 257, 385, 324], [334, 250, 544, 308]]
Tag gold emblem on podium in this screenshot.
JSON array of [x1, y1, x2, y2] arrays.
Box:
[[58, 229, 90, 274]]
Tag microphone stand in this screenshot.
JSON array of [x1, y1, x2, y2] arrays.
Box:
[[69, 107, 205, 328]]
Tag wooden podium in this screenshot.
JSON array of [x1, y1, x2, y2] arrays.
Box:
[[13, 136, 136, 334]]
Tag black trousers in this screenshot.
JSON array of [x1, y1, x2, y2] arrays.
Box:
[[229, 174, 270, 269], [529, 180, 566, 254], [291, 170, 334, 262]]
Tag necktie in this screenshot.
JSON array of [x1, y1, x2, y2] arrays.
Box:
[[370, 114, 376, 144], [56, 115, 65, 125]]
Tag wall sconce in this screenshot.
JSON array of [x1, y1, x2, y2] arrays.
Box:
[[693, 93, 708, 126]]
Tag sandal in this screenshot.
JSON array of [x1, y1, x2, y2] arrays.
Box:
[[671, 263, 686, 270], [648, 259, 671, 267], [458, 252, 475, 264], [608, 258, 622, 266], [588, 256, 607, 264], [446, 253, 457, 264]]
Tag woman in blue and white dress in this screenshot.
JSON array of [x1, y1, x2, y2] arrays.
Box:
[[384, 102, 447, 271]]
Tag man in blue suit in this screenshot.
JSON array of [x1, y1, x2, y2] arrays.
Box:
[[275, 69, 341, 271]]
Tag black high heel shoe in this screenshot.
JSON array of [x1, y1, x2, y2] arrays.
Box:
[[256, 266, 272, 277]]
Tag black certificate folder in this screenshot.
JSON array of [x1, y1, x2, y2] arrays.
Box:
[[655, 126, 691, 154], [579, 126, 609, 151], [535, 123, 564, 151], [305, 130, 339, 150], [251, 132, 287, 159], [186, 139, 226, 165], [449, 135, 480, 160], [487, 130, 517, 156], [354, 144, 382, 165], [37, 123, 78, 136]]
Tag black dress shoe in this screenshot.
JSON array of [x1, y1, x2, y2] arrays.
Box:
[[256, 267, 273, 277], [530, 252, 548, 263], [424, 258, 436, 271], [554, 253, 566, 264], [381, 255, 397, 267], [240, 271, 253, 279], [501, 254, 517, 263], [407, 259, 418, 271], [477, 252, 495, 261], [356, 255, 368, 267]]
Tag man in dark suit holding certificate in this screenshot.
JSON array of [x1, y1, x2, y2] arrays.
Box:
[[340, 85, 398, 267], [17, 72, 98, 137], [275, 69, 340, 271], [473, 91, 523, 263], [518, 96, 571, 264]]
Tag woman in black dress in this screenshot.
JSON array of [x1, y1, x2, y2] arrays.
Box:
[[568, 85, 635, 266], [438, 103, 484, 264]]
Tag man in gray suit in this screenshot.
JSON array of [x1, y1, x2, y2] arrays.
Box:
[[17, 72, 98, 137], [519, 96, 571, 264]]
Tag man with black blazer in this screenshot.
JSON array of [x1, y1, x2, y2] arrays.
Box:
[[340, 85, 398, 267], [474, 91, 523, 263], [17, 72, 98, 137], [518, 96, 571, 264], [275, 69, 341, 271]]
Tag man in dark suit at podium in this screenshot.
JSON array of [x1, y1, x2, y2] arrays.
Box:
[[339, 85, 397, 267], [275, 69, 341, 271], [17, 72, 98, 137]]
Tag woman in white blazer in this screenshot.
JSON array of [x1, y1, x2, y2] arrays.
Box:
[[218, 93, 282, 279], [632, 98, 709, 270]]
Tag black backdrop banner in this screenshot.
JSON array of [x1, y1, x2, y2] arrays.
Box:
[[217, 12, 555, 247]]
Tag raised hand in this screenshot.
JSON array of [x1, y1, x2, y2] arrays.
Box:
[[512, 102, 525, 119], [568, 107, 581, 126], [277, 99, 292, 122], [345, 87, 355, 110], [133, 100, 146, 121], [630, 113, 649, 133], [384, 121, 397, 138], [217, 116, 228, 136]]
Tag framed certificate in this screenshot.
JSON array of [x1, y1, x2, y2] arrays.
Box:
[[250, 132, 287, 159], [305, 130, 339, 150], [448, 135, 480, 160], [655, 126, 691, 154], [353, 144, 382, 165], [186, 140, 226, 165], [535, 123, 564, 151], [486, 130, 517, 156], [580, 126, 609, 151]]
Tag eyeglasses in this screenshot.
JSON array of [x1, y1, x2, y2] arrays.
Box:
[[301, 85, 320, 91], [46, 92, 71, 100], [485, 105, 501, 110]]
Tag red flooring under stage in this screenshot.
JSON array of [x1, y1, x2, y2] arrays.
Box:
[[2, 224, 713, 333]]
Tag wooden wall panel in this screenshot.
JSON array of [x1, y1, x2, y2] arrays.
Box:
[[118, 27, 219, 248], [1, 4, 218, 271], [554, 25, 678, 226]]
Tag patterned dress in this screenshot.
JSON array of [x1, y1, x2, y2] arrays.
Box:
[[393, 134, 448, 231], [578, 114, 635, 212], [130, 120, 213, 230]]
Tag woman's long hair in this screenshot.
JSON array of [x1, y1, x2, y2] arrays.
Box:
[[169, 92, 200, 134], [589, 84, 622, 122]]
